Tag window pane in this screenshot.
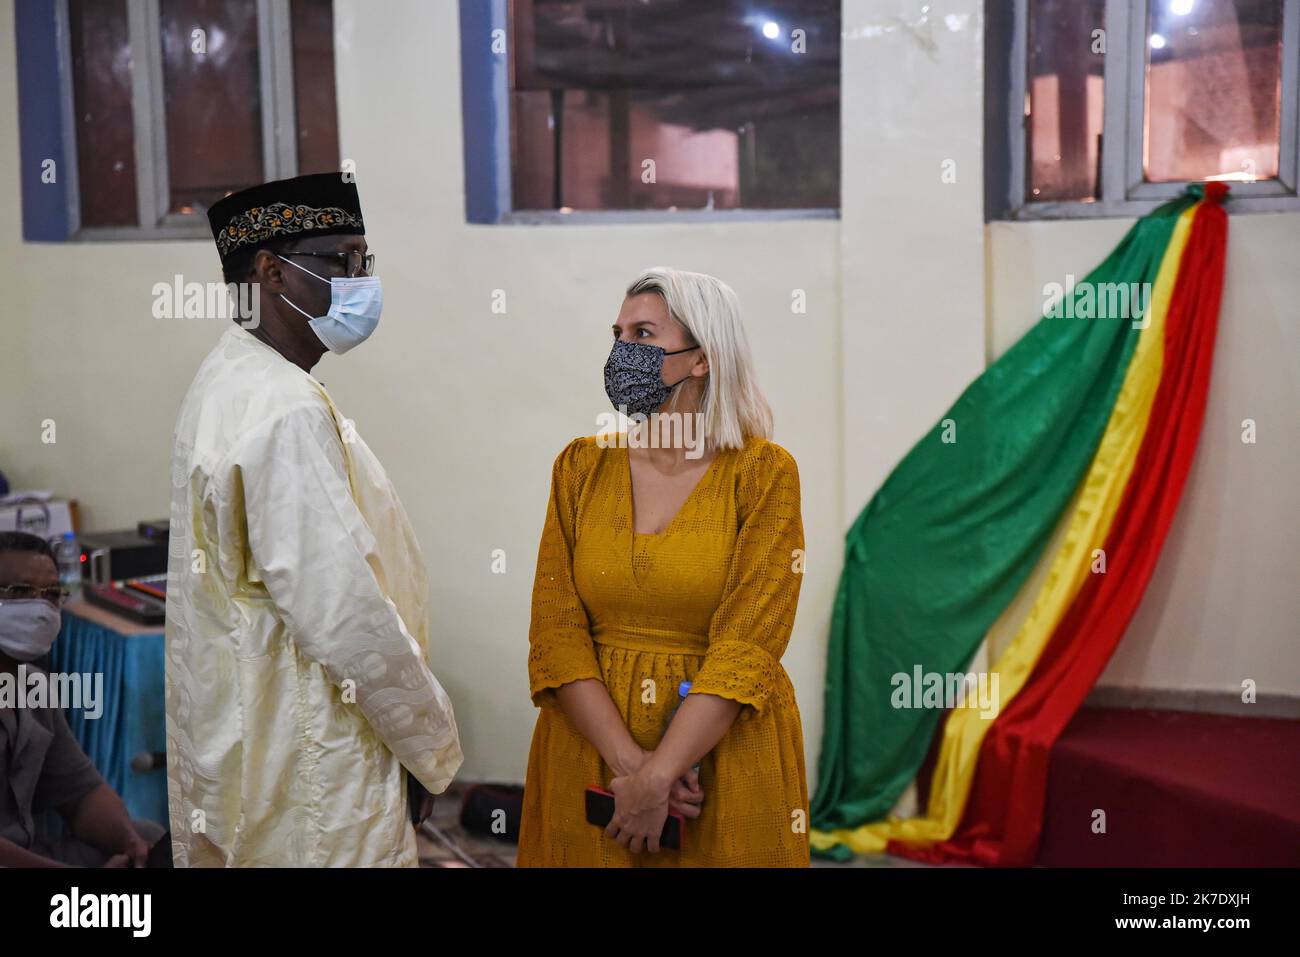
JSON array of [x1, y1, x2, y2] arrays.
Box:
[[510, 0, 840, 211], [1026, 0, 1106, 203], [69, 0, 138, 227], [160, 0, 264, 214], [290, 0, 340, 175], [1145, 0, 1282, 183]]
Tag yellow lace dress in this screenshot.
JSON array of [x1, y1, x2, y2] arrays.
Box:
[[517, 433, 810, 867]]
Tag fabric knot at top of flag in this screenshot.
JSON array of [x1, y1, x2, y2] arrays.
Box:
[[1188, 181, 1231, 203]]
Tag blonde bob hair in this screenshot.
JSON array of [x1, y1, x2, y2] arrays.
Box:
[[625, 266, 773, 451]]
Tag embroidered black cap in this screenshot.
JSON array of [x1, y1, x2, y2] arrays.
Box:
[[206, 172, 365, 264]]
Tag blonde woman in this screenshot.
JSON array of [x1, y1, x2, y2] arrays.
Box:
[[517, 267, 809, 867]]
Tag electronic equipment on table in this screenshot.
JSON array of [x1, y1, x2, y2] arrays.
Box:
[[76, 521, 170, 626]]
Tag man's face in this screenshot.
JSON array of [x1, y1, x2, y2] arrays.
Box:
[[0, 550, 60, 600], [0, 550, 61, 665], [255, 233, 371, 320]]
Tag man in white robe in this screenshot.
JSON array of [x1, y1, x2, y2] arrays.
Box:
[[165, 173, 461, 866]]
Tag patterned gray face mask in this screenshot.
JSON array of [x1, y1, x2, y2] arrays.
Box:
[[603, 339, 699, 417]]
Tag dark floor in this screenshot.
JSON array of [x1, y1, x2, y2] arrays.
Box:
[[415, 780, 517, 867]]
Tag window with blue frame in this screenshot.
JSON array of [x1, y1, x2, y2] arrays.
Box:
[[460, 0, 841, 223], [15, 0, 339, 242], [986, 0, 1300, 220]]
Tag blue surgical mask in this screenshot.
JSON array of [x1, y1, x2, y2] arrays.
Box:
[[279, 255, 383, 354]]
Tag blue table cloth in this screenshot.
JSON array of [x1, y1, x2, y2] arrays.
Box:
[[46, 606, 167, 826]]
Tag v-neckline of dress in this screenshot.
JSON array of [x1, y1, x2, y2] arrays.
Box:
[[621, 443, 724, 538]]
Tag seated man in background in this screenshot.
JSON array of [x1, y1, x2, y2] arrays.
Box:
[[0, 531, 165, 867]]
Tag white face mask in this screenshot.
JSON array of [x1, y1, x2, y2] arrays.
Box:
[[279, 255, 383, 355], [0, 599, 62, 661]]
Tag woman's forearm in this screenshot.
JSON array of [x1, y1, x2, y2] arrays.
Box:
[[555, 678, 645, 774], [642, 692, 741, 785]]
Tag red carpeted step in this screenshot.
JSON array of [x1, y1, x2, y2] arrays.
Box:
[[1036, 706, 1300, 867]]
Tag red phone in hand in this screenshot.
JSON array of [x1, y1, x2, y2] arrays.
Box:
[[585, 786, 684, 851]]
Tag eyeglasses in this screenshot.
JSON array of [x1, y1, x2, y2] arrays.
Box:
[[281, 250, 376, 277], [0, 584, 70, 607]]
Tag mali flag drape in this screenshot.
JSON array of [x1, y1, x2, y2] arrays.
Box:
[[810, 184, 1229, 864]]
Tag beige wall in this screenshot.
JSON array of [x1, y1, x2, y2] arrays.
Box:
[[0, 0, 1293, 789]]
